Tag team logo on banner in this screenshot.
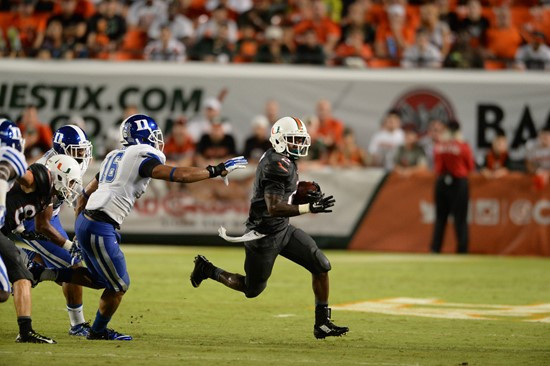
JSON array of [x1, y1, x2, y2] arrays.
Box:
[[391, 88, 456, 133]]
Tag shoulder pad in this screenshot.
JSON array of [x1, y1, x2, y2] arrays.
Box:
[[131, 144, 167, 164], [264, 155, 292, 179], [28, 163, 52, 197]]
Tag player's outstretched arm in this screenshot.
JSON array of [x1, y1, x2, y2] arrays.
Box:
[[35, 205, 71, 248], [150, 156, 248, 184]]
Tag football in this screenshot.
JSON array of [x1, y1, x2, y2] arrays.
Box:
[[292, 181, 320, 204]]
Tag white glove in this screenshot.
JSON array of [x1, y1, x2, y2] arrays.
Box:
[[222, 156, 248, 186]]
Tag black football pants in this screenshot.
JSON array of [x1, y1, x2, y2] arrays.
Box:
[[430, 175, 469, 254]]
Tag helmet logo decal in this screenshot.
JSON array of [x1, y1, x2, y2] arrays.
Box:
[[135, 119, 149, 131], [57, 162, 71, 174], [53, 132, 64, 144]]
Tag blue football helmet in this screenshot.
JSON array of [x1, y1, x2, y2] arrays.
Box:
[[119, 114, 164, 151], [53, 125, 93, 173], [0, 118, 25, 153]]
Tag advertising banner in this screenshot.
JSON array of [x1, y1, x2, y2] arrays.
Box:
[[350, 172, 550, 256], [1, 60, 549, 161]]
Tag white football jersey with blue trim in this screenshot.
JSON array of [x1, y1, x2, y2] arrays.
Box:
[[86, 144, 166, 225], [0, 146, 27, 189]]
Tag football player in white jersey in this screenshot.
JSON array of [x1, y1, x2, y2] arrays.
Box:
[[34, 114, 247, 340], [17, 124, 93, 336]]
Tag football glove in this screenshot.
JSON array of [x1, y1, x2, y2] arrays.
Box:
[[207, 156, 248, 185], [309, 194, 335, 213]]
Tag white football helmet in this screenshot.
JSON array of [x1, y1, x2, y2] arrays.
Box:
[[269, 116, 311, 158], [46, 155, 83, 207]]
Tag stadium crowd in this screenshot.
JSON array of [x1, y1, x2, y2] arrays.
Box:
[[0, 0, 549, 69]]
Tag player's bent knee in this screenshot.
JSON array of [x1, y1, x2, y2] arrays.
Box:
[[245, 282, 266, 298], [313, 249, 331, 273], [0, 290, 10, 302]]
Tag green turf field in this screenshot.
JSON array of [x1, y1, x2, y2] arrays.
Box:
[[1, 246, 549, 366]]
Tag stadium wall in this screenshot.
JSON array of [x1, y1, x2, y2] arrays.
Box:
[[1, 60, 550, 160]]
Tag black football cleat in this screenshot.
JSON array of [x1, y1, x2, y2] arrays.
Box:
[[314, 307, 349, 339], [190, 255, 215, 288], [15, 330, 57, 344]]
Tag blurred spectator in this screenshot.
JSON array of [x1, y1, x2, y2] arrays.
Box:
[[144, 25, 186, 61], [328, 128, 367, 167], [521, 1, 550, 46], [164, 116, 195, 166], [418, 1, 451, 57], [456, 0, 489, 48], [444, 28, 484, 68], [242, 115, 271, 161], [294, 0, 341, 57], [148, 1, 193, 45], [126, 0, 167, 31], [38, 20, 68, 58], [335, 27, 373, 67], [7, 0, 47, 57], [238, 0, 277, 32], [17, 105, 53, 161], [235, 23, 259, 62], [431, 120, 475, 254], [436, 0, 461, 32], [419, 118, 446, 169], [374, 2, 415, 64], [264, 99, 280, 125], [206, 0, 253, 14], [196, 5, 239, 44], [88, 0, 126, 45], [47, 0, 87, 48], [316, 99, 345, 150], [394, 125, 427, 176], [481, 131, 510, 178], [294, 27, 326, 64], [484, 6, 522, 65], [86, 16, 111, 59], [196, 120, 237, 165], [368, 109, 405, 170], [303, 115, 328, 162], [515, 31, 550, 71], [340, 1, 376, 46], [187, 97, 232, 142], [401, 27, 442, 68], [255, 25, 292, 63], [100, 104, 138, 157], [190, 22, 234, 62], [526, 126, 550, 187]]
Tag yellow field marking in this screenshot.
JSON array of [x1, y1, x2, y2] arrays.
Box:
[[333, 297, 550, 323]]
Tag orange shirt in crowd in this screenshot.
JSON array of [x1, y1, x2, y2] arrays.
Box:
[[53, 0, 96, 17], [18, 122, 53, 153], [7, 13, 47, 49], [294, 18, 341, 44], [164, 136, 195, 159], [375, 22, 415, 58], [367, 4, 420, 30], [335, 42, 373, 63], [318, 118, 344, 144], [486, 26, 522, 59]]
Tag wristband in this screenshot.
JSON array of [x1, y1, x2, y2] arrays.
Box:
[[298, 204, 310, 215], [62, 240, 73, 251], [169, 167, 176, 182], [81, 189, 89, 199]]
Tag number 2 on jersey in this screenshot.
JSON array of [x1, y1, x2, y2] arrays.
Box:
[[100, 151, 125, 183]]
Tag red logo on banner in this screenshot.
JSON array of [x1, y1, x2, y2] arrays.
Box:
[[392, 88, 456, 133]]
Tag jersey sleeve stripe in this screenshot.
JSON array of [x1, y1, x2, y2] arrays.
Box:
[[5, 149, 26, 174], [145, 153, 162, 162], [3, 153, 25, 177]]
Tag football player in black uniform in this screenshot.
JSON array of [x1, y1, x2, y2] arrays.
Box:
[[0, 154, 82, 343], [191, 116, 349, 339]]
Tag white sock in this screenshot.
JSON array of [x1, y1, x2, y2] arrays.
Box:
[[67, 304, 85, 327]]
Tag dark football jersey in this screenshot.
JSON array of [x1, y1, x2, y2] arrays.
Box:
[[246, 148, 298, 234], [2, 163, 53, 235]]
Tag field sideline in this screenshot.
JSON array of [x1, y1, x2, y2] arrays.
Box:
[[1, 245, 549, 366]]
